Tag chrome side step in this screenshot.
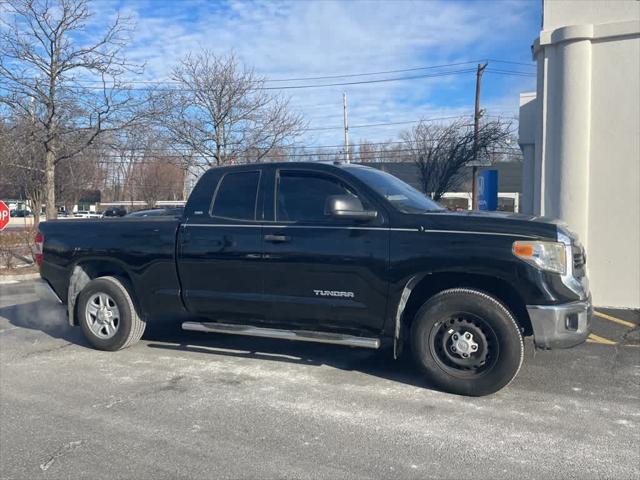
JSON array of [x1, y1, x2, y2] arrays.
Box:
[[181, 321, 380, 349]]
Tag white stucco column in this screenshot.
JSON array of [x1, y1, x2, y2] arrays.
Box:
[[533, 48, 546, 216], [542, 26, 593, 245], [527, 5, 640, 308]]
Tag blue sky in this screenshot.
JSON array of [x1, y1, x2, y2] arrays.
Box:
[[37, 0, 544, 145]]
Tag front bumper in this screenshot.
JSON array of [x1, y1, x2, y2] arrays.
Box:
[[527, 298, 592, 349]]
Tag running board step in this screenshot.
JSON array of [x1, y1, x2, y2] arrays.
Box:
[[181, 322, 380, 349]]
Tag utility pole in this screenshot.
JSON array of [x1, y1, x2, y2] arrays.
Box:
[[471, 62, 488, 209], [343, 92, 350, 163]]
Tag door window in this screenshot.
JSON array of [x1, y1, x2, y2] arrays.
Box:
[[276, 171, 359, 222], [211, 171, 260, 220]]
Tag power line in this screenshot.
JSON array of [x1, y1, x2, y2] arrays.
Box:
[[267, 61, 480, 82], [486, 59, 536, 68], [6, 58, 534, 87], [106, 115, 477, 143], [77, 60, 486, 85], [297, 136, 521, 152], [7, 67, 537, 94], [5, 113, 517, 163], [486, 69, 536, 77], [90, 145, 523, 160], [7, 68, 480, 92], [3, 112, 518, 159], [84, 148, 523, 163], [305, 115, 475, 131], [87, 142, 523, 160], [79, 114, 516, 154], [92, 137, 522, 157]]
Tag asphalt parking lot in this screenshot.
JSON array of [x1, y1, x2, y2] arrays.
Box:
[[1, 279, 639, 480]]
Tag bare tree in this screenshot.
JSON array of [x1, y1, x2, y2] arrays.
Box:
[[0, 0, 149, 219], [0, 111, 46, 226], [132, 158, 184, 208], [103, 129, 153, 204], [163, 51, 305, 171], [56, 149, 103, 213], [357, 140, 379, 163], [402, 120, 511, 201]]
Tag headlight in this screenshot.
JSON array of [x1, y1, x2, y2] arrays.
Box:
[[512, 240, 567, 275]]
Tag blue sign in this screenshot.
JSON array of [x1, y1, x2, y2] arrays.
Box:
[[477, 169, 498, 211]]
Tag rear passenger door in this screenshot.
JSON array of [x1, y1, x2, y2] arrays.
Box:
[[178, 168, 266, 321], [261, 168, 389, 334]]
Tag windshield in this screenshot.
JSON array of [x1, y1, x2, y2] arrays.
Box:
[[347, 167, 444, 214]]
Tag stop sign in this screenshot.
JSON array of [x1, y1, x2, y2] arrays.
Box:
[[0, 201, 10, 231]]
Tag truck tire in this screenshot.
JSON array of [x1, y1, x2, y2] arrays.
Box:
[[410, 288, 523, 396], [77, 276, 146, 351]]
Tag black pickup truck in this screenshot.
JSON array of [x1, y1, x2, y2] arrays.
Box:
[[38, 162, 591, 396]]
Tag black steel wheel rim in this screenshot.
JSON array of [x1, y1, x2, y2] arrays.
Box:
[[428, 312, 500, 378]]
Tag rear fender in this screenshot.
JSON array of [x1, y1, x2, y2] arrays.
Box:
[[67, 259, 135, 326], [67, 266, 91, 326]]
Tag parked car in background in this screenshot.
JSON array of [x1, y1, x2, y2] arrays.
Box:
[[10, 209, 32, 217], [74, 211, 101, 218], [126, 207, 184, 218], [101, 207, 127, 218]]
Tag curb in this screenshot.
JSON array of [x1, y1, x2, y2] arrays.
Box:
[[0, 272, 41, 283]]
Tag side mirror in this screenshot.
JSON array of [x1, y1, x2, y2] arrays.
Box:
[[325, 195, 378, 221]]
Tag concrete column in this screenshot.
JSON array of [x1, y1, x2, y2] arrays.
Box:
[[544, 31, 592, 244], [529, 12, 640, 308], [533, 48, 546, 216]]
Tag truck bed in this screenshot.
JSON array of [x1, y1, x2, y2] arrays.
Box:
[[39, 217, 184, 319]]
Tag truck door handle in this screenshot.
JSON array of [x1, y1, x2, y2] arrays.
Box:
[[264, 234, 290, 243]]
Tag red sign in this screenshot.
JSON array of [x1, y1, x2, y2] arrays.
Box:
[[0, 201, 10, 231]]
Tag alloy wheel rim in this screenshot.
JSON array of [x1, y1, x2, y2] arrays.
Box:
[[85, 293, 120, 339]]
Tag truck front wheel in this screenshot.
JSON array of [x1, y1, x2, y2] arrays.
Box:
[[411, 288, 524, 396], [77, 276, 146, 351]]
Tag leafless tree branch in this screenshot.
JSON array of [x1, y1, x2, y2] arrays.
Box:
[[0, 0, 148, 219], [403, 120, 512, 201], [161, 51, 306, 171]]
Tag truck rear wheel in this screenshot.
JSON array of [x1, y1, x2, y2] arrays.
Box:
[[77, 276, 146, 351], [411, 288, 523, 396]]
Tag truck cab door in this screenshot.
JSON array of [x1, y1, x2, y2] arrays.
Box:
[[261, 168, 389, 335], [177, 168, 266, 321]]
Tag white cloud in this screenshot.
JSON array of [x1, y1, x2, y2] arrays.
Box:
[[91, 0, 537, 145]]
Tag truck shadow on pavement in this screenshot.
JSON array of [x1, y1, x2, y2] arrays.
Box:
[[0, 289, 435, 390], [0, 293, 430, 390], [143, 323, 437, 390]]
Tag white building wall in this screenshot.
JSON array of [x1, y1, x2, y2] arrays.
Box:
[[520, 0, 640, 308], [587, 31, 640, 308]]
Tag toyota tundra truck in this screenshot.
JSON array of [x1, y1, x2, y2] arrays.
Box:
[[37, 162, 591, 396]]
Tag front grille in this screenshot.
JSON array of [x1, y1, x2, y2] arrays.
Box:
[[572, 246, 586, 277]]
